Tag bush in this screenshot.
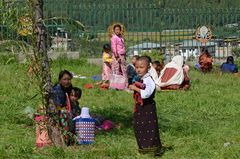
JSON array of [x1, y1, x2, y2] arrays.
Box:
[[142, 49, 164, 63], [235, 60, 240, 68], [232, 48, 240, 58]]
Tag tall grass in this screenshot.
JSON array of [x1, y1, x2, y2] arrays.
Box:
[[0, 56, 240, 159]]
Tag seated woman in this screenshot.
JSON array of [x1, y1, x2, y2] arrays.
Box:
[[157, 55, 190, 90], [52, 70, 73, 111], [198, 49, 213, 73], [51, 70, 73, 145], [220, 56, 238, 73]]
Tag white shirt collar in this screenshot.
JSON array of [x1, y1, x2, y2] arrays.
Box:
[[141, 72, 150, 80]]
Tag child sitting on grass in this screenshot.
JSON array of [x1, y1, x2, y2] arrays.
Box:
[[69, 87, 82, 118], [70, 87, 117, 132], [127, 55, 139, 85], [152, 60, 162, 77], [129, 56, 163, 156]]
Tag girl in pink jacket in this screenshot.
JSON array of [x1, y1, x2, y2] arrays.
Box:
[[110, 24, 128, 90]]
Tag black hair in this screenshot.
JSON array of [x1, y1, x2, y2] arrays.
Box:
[[58, 70, 73, 81], [103, 44, 111, 53], [201, 48, 211, 57], [132, 55, 140, 60], [152, 60, 160, 66], [72, 87, 82, 99], [226, 56, 234, 64], [113, 24, 122, 31], [201, 47, 207, 53], [137, 56, 151, 65], [142, 55, 152, 63]]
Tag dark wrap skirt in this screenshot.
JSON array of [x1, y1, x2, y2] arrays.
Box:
[[133, 100, 162, 154]]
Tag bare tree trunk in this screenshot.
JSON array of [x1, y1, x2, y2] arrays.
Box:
[[33, 0, 65, 147]]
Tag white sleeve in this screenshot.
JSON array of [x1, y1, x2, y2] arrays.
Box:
[[140, 77, 155, 99]]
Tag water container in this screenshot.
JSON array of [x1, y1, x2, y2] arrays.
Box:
[[74, 118, 95, 145]]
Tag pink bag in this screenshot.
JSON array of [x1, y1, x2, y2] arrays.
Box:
[[101, 120, 116, 131], [110, 74, 126, 90]]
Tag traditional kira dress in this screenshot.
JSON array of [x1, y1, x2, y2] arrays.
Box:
[[110, 34, 127, 89], [102, 52, 112, 81], [133, 73, 162, 155]]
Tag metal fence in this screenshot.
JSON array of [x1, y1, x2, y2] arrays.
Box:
[[1, 1, 240, 60]]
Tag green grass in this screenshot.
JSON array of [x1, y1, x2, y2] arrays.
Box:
[[0, 56, 240, 159]]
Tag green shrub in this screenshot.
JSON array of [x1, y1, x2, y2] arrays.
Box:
[[232, 48, 240, 58], [142, 49, 164, 63]]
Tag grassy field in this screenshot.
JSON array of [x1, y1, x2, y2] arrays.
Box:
[[0, 56, 240, 159]]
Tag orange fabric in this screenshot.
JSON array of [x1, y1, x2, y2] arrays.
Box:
[[199, 53, 213, 72], [84, 84, 94, 89], [160, 68, 177, 83], [35, 115, 51, 148]]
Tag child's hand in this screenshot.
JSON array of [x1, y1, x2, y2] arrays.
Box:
[[129, 84, 141, 93], [128, 84, 136, 90]]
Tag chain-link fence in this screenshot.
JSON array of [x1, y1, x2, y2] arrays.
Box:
[[1, 1, 240, 60]]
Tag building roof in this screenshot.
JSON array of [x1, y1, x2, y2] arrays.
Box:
[[128, 42, 163, 50]]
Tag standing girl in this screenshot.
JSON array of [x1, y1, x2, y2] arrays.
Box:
[[129, 56, 162, 156], [109, 23, 127, 90], [101, 44, 112, 84]]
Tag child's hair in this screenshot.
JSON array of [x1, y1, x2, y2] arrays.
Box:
[[137, 56, 151, 66], [103, 44, 111, 53], [152, 60, 160, 67], [143, 55, 152, 63], [113, 24, 122, 31], [58, 70, 73, 81], [72, 87, 82, 99], [201, 48, 211, 57], [132, 55, 140, 60]]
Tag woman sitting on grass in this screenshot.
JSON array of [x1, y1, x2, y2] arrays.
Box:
[[198, 49, 213, 73], [220, 56, 238, 74], [158, 55, 190, 90], [51, 70, 74, 145], [52, 70, 73, 111]]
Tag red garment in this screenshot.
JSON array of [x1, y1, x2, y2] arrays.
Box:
[[199, 53, 213, 72], [161, 69, 190, 90], [160, 68, 177, 83], [133, 81, 146, 112], [84, 84, 94, 89]]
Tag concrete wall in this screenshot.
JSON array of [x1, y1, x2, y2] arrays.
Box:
[[15, 51, 80, 63]]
